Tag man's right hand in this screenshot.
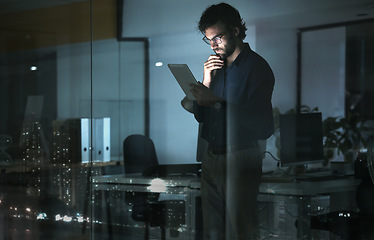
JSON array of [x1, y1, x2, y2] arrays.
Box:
[[203, 55, 224, 87]]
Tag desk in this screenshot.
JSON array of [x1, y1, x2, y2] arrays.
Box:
[[92, 174, 360, 240], [92, 174, 202, 240], [259, 177, 360, 239]]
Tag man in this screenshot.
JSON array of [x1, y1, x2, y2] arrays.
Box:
[[189, 3, 275, 240]]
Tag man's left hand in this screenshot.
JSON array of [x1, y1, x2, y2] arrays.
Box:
[[190, 82, 222, 107]]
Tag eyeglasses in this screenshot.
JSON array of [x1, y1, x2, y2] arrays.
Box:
[[202, 33, 225, 45]]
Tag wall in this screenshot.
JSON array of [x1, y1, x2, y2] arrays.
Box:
[[144, 25, 297, 167], [4, 0, 347, 169], [119, 1, 299, 167], [56, 39, 146, 160], [54, 20, 295, 167], [36, 0, 294, 166], [301, 27, 346, 118]]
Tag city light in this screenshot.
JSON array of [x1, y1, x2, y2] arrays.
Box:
[[55, 214, 63, 221], [63, 215, 73, 222], [37, 213, 47, 220]]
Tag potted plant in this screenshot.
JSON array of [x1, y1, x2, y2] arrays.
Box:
[[322, 111, 367, 163]]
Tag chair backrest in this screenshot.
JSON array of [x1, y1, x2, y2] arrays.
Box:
[[123, 134, 159, 174]]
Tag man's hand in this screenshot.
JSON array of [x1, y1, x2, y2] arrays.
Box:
[[190, 82, 222, 107], [203, 55, 224, 87]]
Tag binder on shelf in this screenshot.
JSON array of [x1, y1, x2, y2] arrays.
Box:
[[60, 117, 110, 163], [80, 118, 90, 163], [93, 118, 110, 162]]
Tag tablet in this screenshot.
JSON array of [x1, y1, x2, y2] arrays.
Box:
[[168, 64, 197, 100]]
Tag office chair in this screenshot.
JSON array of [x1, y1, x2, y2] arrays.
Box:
[[122, 134, 186, 240], [123, 134, 159, 175]]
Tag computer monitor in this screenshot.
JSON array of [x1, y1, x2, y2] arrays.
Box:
[[279, 112, 324, 167]]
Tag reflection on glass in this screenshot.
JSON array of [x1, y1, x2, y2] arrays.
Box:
[[0, 134, 12, 164]]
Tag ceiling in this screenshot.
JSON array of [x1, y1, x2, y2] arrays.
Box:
[[115, 0, 374, 39], [250, 0, 374, 29], [0, 0, 88, 14], [1, 0, 374, 31]]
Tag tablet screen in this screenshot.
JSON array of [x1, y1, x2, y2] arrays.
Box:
[[168, 64, 197, 100]]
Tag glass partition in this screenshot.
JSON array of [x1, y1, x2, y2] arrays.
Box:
[[0, 1, 150, 239], [1, 1, 373, 240], [0, 1, 94, 239]]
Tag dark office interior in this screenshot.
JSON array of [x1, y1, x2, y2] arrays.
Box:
[[1, 0, 374, 239]]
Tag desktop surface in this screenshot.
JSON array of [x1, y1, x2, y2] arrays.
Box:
[[93, 170, 360, 197], [142, 163, 201, 177], [261, 169, 354, 183]]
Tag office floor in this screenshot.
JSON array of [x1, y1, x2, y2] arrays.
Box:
[[0, 211, 352, 240], [0, 175, 364, 240]]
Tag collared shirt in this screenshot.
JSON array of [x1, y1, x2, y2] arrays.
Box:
[[193, 43, 275, 148]]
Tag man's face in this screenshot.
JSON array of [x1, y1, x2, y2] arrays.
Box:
[[204, 22, 237, 59]]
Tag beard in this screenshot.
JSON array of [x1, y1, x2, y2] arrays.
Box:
[[214, 34, 236, 59]]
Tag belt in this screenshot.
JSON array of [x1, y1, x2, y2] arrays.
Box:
[[207, 141, 257, 155]]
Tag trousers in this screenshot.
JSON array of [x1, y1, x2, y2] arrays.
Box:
[[201, 143, 263, 240]]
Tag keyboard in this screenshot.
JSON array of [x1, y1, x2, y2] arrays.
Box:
[[261, 172, 352, 183], [295, 174, 351, 182], [142, 163, 201, 177], [261, 176, 295, 183]]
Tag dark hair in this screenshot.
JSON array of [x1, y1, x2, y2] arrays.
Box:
[[198, 3, 247, 40]]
